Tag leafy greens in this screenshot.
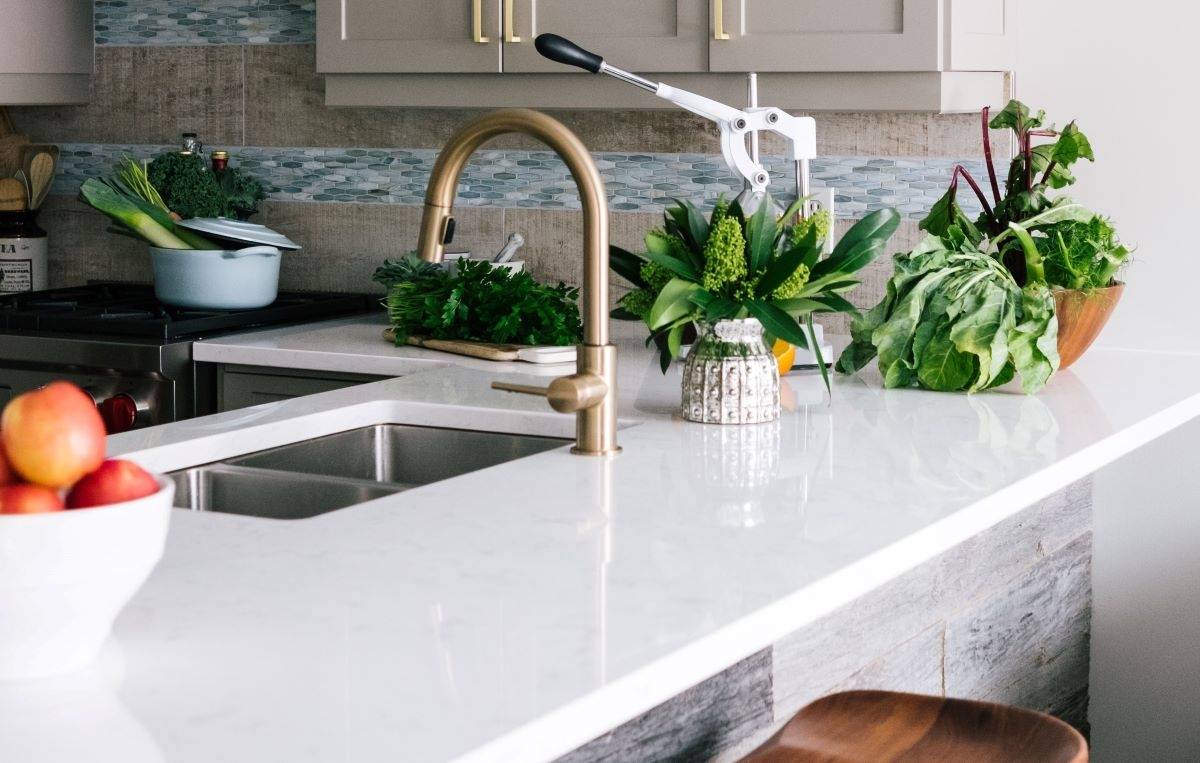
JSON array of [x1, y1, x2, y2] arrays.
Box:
[[837, 100, 1131, 394], [373, 255, 583, 347]]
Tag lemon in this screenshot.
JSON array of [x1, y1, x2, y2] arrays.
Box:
[[772, 339, 796, 376]]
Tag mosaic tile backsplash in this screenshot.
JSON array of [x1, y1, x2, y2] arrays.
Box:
[[95, 0, 315, 46], [54, 144, 984, 219]]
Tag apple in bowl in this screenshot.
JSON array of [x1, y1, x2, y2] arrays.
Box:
[[0, 382, 174, 681]]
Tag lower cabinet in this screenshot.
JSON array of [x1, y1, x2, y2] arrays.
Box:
[[216, 365, 386, 413]]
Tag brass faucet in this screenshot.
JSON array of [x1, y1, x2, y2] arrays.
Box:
[[416, 109, 619, 456]]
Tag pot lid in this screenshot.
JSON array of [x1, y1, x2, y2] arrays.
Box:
[[178, 217, 302, 250]]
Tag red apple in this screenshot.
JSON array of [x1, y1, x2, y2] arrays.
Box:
[[66, 459, 159, 509], [0, 484, 65, 514], [0, 442, 18, 486], [1, 382, 106, 488]]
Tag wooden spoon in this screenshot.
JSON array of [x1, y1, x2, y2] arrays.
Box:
[[28, 152, 55, 209], [13, 169, 31, 208], [0, 177, 28, 211]]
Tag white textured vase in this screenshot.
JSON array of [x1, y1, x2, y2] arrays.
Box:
[[681, 318, 780, 425]]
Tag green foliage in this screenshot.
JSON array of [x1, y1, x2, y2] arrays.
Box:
[[148, 151, 266, 220], [640, 260, 673, 292], [836, 229, 1059, 394], [700, 215, 748, 294], [840, 101, 1130, 395], [1038, 216, 1129, 289], [791, 208, 832, 246], [609, 193, 900, 382], [148, 152, 225, 219], [919, 100, 1113, 277], [772, 263, 811, 300], [373, 255, 582, 346], [216, 168, 267, 220]]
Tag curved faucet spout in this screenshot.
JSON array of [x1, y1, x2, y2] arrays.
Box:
[[417, 109, 619, 455], [416, 109, 609, 346]]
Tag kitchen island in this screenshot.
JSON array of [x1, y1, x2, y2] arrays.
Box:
[[3, 326, 1199, 763]]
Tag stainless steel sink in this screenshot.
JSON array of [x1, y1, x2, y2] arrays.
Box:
[[170, 425, 568, 520], [170, 465, 401, 520], [225, 424, 566, 484]]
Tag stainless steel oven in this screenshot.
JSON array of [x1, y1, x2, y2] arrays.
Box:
[[0, 284, 375, 433], [0, 333, 191, 430]]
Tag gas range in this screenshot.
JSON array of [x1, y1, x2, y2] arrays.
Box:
[[0, 284, 377, 431]]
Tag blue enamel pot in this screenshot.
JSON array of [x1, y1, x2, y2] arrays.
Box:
[[149, 245, 281, 310]]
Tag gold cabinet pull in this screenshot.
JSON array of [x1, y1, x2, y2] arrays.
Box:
[[472, 0, 490, 43], [713, 0, 731, 40], [504, 0, 522, 42]]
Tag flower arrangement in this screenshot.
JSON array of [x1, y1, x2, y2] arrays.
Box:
[[611, 194, 900, 387]]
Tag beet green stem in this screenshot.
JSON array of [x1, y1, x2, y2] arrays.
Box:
[[981, 106, 1001, 204]]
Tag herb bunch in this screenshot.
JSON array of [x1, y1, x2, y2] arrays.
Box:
[[611, 194, 900, 387], [373, 255, 583, 347]]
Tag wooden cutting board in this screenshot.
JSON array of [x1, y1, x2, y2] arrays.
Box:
[[381, 328, 575, 364]]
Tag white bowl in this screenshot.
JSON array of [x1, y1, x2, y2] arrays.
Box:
[[0, 477, 174, 681]]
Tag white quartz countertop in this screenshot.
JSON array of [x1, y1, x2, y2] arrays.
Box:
[[5, 328, 1200, 763]]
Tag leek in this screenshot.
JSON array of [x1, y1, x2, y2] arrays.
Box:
[[80, 179, 192, 250], [110, 158, 217, 249]]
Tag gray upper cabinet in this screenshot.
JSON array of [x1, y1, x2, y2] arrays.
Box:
[[0, 0, 93, 105], [710, 0, 1012, 72], [317, 0, 502, 73], [711, 0, 940, 72], [318, 0, 1014, 112], [503, 0, 709, 73]]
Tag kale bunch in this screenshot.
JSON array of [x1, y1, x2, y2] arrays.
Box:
[[217, 168, 267, 220], [148, 151, 267, 220], [148, 152, 225, 219]]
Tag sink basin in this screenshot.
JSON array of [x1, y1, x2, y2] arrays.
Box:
[[226, 424, 566, 485], [170, 465, 401, 520], [170, 424, 568, 520]]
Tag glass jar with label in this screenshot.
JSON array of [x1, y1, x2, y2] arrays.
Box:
[[0, 210, 48, 294]]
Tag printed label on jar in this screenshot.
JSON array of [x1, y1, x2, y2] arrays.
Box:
[[0, 236, 48, 293], [0, 258, 32, 292]]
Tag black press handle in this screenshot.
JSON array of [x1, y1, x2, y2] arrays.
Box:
[[535, 33, 603, 74]]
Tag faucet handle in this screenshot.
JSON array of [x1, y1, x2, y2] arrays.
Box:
[[492, 373, 608, 413]]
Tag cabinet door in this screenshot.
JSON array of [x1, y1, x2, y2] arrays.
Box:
[[946, 0, 1014, 71], [0, 0, 92, 104], [709, 0, 941, 72], [219, 371, 364, 412], [317, 0, 502, 73], [503, 0, 708, 73]]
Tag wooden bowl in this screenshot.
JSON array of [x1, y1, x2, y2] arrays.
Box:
[[1055, 282, 1124, 370]]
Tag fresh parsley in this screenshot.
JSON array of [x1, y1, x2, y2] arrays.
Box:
[[373, 255, 583, 347]]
